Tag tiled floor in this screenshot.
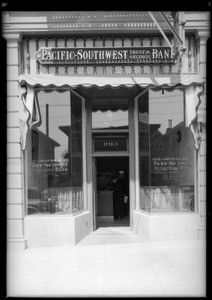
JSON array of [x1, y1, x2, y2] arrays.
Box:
[[7, 225, 206, 297]]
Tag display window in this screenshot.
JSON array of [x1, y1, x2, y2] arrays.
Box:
[[138, 89, 195, 213], [25, 90, 85, 215]]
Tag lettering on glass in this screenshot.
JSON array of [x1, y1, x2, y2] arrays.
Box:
[[30, 159, 69, 174], [152, 157, 193, 172], [35, 47, 175, 65]]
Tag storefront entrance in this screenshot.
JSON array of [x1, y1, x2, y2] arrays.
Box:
[[92, 157, 129, 230], [4, 10, 208, 250]]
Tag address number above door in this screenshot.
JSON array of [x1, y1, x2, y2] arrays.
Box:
[[94, 136, 128, 152]]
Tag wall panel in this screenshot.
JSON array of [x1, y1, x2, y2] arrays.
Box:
[[7, 174, 22, 189], [7, 204, 23, 219], [7, 189, 22, 204], [7, 219, 24, 238], [7, 128, 20, 143], [7, 143, 21, 158], [7, 158, 22, 173]]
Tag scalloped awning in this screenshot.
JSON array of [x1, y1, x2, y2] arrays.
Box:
[[18, 73, 205, 150], [18, 73, 204, 89]]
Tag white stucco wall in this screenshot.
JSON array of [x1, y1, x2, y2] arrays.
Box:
[[25, 210, 91, 247], [133, 210, 199, 241]]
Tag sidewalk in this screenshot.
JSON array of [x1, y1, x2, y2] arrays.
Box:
[[7, 226, 206, 297]]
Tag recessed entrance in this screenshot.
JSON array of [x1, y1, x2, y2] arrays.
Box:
[[93, 157, 129, 229], [74, 84, 141, 234]]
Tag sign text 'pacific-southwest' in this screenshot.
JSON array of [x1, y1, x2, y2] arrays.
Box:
[[35, 47, 175, 64]]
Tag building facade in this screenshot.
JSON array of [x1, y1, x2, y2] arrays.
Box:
[[3, 11, 209, 249]]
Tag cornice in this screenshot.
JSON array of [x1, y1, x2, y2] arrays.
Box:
[[184, 11, 210, 37], [2, 11, 172, 35], [3, 11, 210, 38]]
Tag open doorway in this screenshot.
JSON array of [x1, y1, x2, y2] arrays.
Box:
[[94, 157, 129, 229]]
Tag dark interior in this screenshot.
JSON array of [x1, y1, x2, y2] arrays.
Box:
[[96, 157, 129, 175], [96, 156, 129, 227]]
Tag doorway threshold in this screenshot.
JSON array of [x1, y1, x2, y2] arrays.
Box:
[[97, 215, 129, 228], [76, 221, 146, 246]]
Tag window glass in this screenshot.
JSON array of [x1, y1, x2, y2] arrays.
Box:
[[26, 90, 84, 215], [138, 89, 195, 213], [92, 99, 128, 130]]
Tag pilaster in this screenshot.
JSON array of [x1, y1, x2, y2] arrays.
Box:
[[196, 30, 208, 241], [5, 32, 27, 250]]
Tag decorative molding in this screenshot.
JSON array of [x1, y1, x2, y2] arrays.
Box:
[[3, 11, 173, 34], [3, 33, 22, 43], [197, 31, 209, 44]]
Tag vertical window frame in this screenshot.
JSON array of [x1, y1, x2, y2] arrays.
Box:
[[31, 130, 39, 161]]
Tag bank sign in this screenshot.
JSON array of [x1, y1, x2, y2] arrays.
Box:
[[35, 47, 175, 64]]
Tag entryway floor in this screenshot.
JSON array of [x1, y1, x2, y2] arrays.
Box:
[[78, 216, 145, 245], [7, 233, 206, 297], [77, 226, 145, 245]]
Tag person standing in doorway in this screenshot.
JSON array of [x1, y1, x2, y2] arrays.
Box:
[[110, 172, 125, 220]]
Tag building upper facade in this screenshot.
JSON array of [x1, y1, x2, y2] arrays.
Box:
[[2, 11, 210, 35], [2, 11, 210, 77]]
